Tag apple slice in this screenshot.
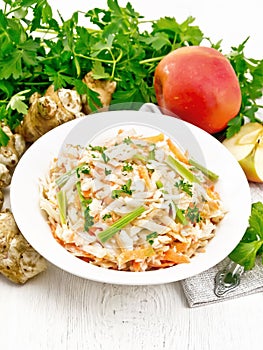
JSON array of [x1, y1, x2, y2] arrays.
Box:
[[223, 122, 263, 182], [239, 141, 263, 182]]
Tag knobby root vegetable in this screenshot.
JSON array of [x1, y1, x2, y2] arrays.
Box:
[[16, 86, 84, 143], [0, 209, 47, 284], [17, 72, 117, 142], [0, 124, 26, 169], [0, 124, 26, 189], [0, 189, 3, 210], [0, 164, 11, 188]]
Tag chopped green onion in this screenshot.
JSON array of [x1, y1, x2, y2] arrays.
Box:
[[133, 154, 148, 164], [148, 149, 155, 160], [175, 207, 188, 226], [57, 190, 67, 225], [189, 159, 219, 182], [55, 168, 76, 188], [166, 155, 200, 183], [156, 180, 163, 189], [98, 206, 145, 243]]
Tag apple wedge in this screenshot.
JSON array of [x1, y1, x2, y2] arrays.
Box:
[[223, 122, 263, 182]]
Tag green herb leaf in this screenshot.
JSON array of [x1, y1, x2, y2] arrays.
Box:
[[229, 202, 263, 270], [112, 179, 133, 198], [175, 179, 193, 196], [6, 90, 30, 115], [105, 168, 112, 175], [122, 162, 133, 172], [76, 164, 90, 178], [146, 231, 158, 245], [102, 213, 112, 220], [186, 205, 202, 224], [0, 127, 10, 147], [84, 207, 94, 231]]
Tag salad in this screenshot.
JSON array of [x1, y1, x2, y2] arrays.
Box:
[[40, 129, 225, 272]]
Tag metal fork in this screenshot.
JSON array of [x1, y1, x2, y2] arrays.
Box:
[[214, 260, 244, 297]]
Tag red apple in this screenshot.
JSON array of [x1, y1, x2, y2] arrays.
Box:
[[154, 46, 242, 134]]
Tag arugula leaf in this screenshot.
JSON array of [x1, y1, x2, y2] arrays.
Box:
[[229, 202, 263, 270]]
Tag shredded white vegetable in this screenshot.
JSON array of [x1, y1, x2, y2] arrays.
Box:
[[40, 129, 225, 271]]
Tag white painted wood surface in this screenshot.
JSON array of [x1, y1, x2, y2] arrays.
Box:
[[1, 1, 263, 349], [1, 264, 262, 350]]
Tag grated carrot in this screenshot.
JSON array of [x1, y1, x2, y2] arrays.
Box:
[[167, 138, 189, 164], [141, 133, 165, 143], [162, 248, 190, 264]]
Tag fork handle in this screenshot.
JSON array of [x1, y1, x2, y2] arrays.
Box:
[[214, 260, 244, 297]]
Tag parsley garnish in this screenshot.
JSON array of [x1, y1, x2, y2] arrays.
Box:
[[229, 202, 263, 270], [146, 232, 158, 245], [76, 182, 93, 231], [123, 137, 133, 145], [112, 179, 133, 198], [102, 152, 110, 163], [105, 168, 112, 175], [84, 207, 94, 231], [76, 164, 90, 178], [175, 179, 193, 197], [122, 162, 133, 172], [186, 205, 202, 224], [89, 145, 107, 153], [102, 213, 112, 221]]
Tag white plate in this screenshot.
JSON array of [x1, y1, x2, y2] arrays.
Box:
[[10, 110, 251, 285]]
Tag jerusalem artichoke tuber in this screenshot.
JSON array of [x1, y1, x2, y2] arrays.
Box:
[[17, 73, 117, 142], [0, 189, 3, 210], [0, 209, 47, 284], [16, 86, 84, 143]]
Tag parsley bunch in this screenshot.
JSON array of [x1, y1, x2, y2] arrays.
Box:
[[229, 202, 263, 270], [0, 0, 204, 145], [0, 0, 262, 146]]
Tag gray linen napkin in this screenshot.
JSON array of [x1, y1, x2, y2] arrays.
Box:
[[181, 182, 263, 307], [139, 103, 263, 307]]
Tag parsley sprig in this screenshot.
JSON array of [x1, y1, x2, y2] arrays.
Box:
[[112, 179, 133, 198], [229, 202, 263, 270], [175, 179, 193, 197]]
